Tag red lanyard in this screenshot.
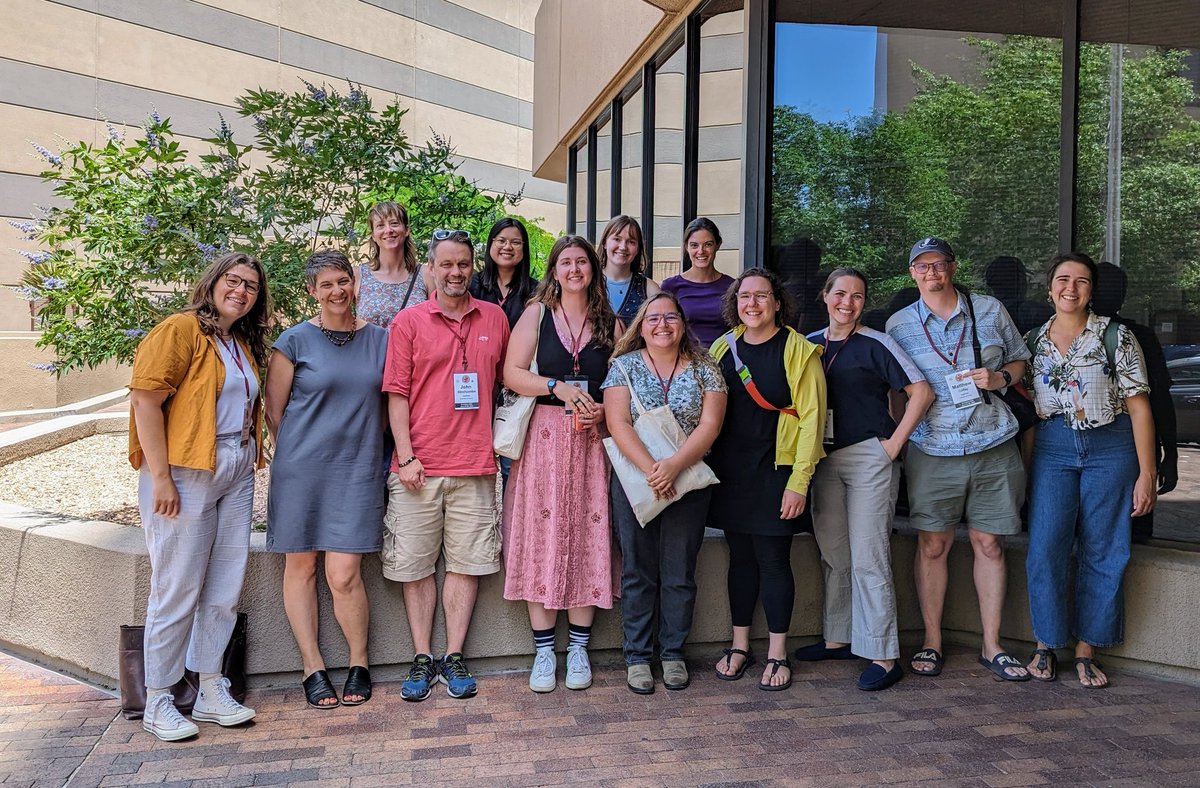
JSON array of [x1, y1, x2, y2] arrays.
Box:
[[821, 327, 857, 373], [217, 335, 250, 399], [440, 313, 473, 370], [921, 319, 967, 368], [559, 309, 588, 375], [647, 351, 679, 400]]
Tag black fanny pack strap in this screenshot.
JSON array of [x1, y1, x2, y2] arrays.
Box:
[[957, 285, 992, 405]]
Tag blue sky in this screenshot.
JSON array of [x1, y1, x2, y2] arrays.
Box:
[[774, 24, 879, 122]]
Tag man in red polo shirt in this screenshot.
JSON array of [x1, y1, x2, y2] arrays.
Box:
[[382, 229, 510, 701]]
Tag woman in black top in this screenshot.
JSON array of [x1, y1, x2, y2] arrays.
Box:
[[598, 215, 660, 324], [469, 218, 537, 329]]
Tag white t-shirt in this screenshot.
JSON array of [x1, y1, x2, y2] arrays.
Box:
[[214, 336, 259, 436]]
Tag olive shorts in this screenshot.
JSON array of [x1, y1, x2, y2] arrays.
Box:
[[904, 439, 1025, 535]]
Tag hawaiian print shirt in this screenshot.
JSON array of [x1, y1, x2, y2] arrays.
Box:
[[1025, 312, 1149, 430]]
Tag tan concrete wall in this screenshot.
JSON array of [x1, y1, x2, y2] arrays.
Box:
[[0, 336, 129, 411]]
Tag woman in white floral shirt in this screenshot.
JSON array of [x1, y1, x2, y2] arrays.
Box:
[[1023, 252, 1157, 689]]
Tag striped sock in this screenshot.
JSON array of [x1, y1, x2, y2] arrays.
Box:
[[568, 623, 591, 650], [532, 627, 555, 651]]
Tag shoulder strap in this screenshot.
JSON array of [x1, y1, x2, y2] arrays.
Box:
[[399, 266, 420, 311], [958, 287, 992, 404], [530, 303, 544, 375], [1025, 324, 1046, 360], [722, 330, 799, 418], [1102, 318, 1120, 379], [616, 356, 649, 415]]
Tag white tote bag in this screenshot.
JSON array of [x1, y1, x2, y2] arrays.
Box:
[[603, 358, 719, 526], [493, 303, 544, 460]]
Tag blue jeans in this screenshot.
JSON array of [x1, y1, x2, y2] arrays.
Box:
[[1026, 414, 1137, 648], [610, 476, 710, 664]]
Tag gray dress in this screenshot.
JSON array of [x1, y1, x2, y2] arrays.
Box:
[[266, 321, 389, 552]]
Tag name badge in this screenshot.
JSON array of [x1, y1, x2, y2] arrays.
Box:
[[562, 375, 590, 414], [453, 371, 480, 410], [944, 369, 983, 411], [823, 408, 835, 443], [240, 401, 253, 446]]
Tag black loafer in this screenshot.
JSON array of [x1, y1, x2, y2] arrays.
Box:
[[793, 641, 855, 662], [857, 663, 903, 691]]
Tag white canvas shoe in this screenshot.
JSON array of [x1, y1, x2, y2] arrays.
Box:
[[529, 647, 557, 693], [565, 645, 593, 691], [191, 676, 256, 726], [143, 693, 199, 742]]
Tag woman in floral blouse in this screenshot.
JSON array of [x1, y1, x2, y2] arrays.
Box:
[[1024, 252, 1157, 689]]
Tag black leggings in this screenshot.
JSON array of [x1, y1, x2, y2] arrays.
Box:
[[725, 532, 795, 633]]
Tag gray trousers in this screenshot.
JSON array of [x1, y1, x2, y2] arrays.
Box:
[[139, 435, 255, 689], [810, 437, 900, 660]]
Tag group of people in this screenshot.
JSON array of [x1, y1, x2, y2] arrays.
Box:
[[127, 202, 1158, 742]]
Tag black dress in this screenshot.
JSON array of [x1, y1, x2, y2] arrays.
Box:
[[707, 329, 812, 535]]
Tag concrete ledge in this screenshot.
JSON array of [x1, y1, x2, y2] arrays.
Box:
[[3, 499, 1199, 690], [0, 389, 128, 425], [0, 412, 127, 466]]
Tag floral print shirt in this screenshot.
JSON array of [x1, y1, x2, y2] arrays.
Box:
[[601, 351, 726, 435], [1025, 312, 1149, 430]]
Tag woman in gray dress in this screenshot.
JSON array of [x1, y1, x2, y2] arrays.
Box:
[[264, 250, 389, 710]]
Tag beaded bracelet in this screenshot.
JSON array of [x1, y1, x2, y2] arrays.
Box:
[[397, 455, 419, 468]]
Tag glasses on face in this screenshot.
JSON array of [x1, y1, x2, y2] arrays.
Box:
[[221, 272, 260, 295], [910, 260, 951, 274], [644, 312, 681, 327], [736, 291, 773, 304], [493, 237, 524, 248], [433, 228, 471, 242]]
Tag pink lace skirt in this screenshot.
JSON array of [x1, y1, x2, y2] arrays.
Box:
[[502, 405, 620, 610]]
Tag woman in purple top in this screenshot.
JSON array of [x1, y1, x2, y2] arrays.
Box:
[[660, 217, 736, 348]]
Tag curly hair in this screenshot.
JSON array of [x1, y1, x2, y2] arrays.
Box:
[[184, 252, 272, 367], [365, 201, 418, 274], [720, 267, 794, 330], [597, 215, 649, 277], [534, 235, 617, 349]]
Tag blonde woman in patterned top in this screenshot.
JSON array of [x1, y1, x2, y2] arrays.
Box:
[[357, 201, 432, 327], [1024, 252, 1156, 689]]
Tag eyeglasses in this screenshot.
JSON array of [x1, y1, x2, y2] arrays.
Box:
[[221, 272, 260, 295], [910, 261, 951, 274], [736, 291, 774, 303], [644, 312, 681, 326], [493, 237, 524, 248], [433, 228, 471, 241]]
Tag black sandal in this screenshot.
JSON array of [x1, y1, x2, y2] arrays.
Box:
[[342, 665, 373, 706], [303, 669, 340, 710], [1074, 657, 1109, 689], [758, 657, 793, 692], [715, 648, 755, 681], [1029, 648, 1058, 682]]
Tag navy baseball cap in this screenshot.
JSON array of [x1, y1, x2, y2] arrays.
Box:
[[908, 237, 955, 265]]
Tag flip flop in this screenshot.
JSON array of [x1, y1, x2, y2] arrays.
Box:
[[1029, 648, 1058, 682], [715, 647, 755, 681], [1073, 657, 1109, 689], [302, 669, 340, 710], [342, 665, 373, 706], [979, 652, 1031, 682], [909, 648, 944, 677], [758, 658, 793, 692]]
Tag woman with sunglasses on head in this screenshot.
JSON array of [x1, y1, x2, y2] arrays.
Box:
[[602, 292, 727, 695], [358, 200, 432, 327], [707, 267, 826, 692], [1024, 253, 1155, 689], [128, 252, 270, 741], [598, 215, 660, 324], [801, 268, 933, 691], [264, 250, 389, 711], [660, 217, 736, 348], [470, 218, 538, 330], [502, 235, 623, 694]]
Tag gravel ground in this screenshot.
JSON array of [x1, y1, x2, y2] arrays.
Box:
[[0, 433, 271, 527]]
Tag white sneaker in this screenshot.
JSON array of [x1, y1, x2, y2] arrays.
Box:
[[143, 692, 199, 742], [529, 647, 557, 693], [565, 645, 593, 691], [192, 676, 256, 727]]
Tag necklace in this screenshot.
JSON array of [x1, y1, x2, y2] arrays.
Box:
[[317, 313, 356, 346]]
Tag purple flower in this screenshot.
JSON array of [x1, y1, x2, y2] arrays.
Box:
[[219, 154, 236, 169], [252, 114, 268, 132], [29, 361, 61, 373], [301, 141, 316, 155], [145, 129, 160, 150], [150, 109, 162, 124], [8, 220, 38, 240], [346, 227, 359, 243], [12, 285, 38, 301], [41, 276, 66, 290], [302, 80, 327, 102], [123, 328, 148, 338], [18, 250, 51, 264], [106, 123, 123, 143], [30, 142, 62, 165], [141, 214, 158, 232], [196, 241, 218, 260], [214, 114, 233, 142]]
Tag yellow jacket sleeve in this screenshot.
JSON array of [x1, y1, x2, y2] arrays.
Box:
[[784, 339, 827, 496]]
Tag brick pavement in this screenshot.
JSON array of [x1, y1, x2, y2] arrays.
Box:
[[3, 647, 1200, 787]]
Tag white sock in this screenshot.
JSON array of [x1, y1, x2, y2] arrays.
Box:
[[199, 672, 223, 691], [146, 686, 170, 701]]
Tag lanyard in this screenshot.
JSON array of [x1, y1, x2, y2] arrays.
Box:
[[821, 326, 857, 373], [440, 312, 473, 370], [647, 351, 680, 400], [217, 335, 250, 399], [921, 318, 967, 368], [559, 308, 588, 375]]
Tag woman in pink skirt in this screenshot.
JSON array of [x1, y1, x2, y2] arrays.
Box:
[[502, 235, 622, 694]]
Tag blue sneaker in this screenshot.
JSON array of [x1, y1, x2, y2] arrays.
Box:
[[401, 654, 437, 702], [439, 653, 478, 699]]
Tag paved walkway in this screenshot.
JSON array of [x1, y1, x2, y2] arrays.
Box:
[[3, 647, 1200, 787]]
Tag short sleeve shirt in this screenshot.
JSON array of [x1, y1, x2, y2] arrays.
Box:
[[661, 273, 736, 348], [601, 351, 727, 435], [885, 291, 1030, 456], [806, 326, 922, 451], [1025, 312, 1149, 430], [381, 295, 510, 476]]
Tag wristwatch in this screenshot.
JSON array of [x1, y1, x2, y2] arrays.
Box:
[[1000, 369, 1013, 387], [546, 377, 559, 397]]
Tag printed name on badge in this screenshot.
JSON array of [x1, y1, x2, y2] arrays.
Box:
[[453, 371, 479, 410]]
